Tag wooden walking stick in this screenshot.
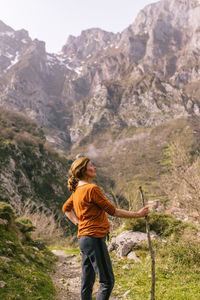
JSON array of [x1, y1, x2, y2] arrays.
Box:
[[139, 186, 155, 300]]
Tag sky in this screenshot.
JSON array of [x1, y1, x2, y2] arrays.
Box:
[[0, 0, 159, 53]]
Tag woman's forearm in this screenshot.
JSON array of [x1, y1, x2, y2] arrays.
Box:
[[114, 208, 140, 218], [114, 206, 149, 218], [65, 210, 79, 225]]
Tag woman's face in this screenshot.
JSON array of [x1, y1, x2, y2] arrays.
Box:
[[85, 161, 96, 180]]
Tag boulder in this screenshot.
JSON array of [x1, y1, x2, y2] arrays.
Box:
[[109, 230, 157, 257]]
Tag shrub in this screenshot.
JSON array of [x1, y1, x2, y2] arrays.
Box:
[[0, 202, 16, 224], [157, 229, 200, 266], [13, 200, 63, 244], [15, 217, 36, 233], [124, 212, 193, 236]]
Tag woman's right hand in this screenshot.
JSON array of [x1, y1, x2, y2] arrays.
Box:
[[137, 206, 149, 217]]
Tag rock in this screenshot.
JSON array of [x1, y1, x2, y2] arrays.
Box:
[[111, 230, 157, 257], [108, 237, 117, 252], [0, 256, 11, 263], [32, 247, 39, 252], [0, 218, 8, 226], [0, 281, 7, 288], [51, 250, 68, 257], [123, 290, 131, 298], [6, 240, 14, 244], [127, 251, 141, 263], [122, 264, 134, 269]]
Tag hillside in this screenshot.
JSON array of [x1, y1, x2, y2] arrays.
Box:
[[0, 202, 57, 300], [0, 108, 74, 233]]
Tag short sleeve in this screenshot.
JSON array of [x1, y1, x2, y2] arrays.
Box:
[[62, 194, 73, 212], [91, 186, 116, 216]]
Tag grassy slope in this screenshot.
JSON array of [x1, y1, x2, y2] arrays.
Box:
[[112, 248, 200, 300], [0, 202, 57, 300], [112, 214, 200, 299]]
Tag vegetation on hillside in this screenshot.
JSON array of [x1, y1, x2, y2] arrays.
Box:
[[0, 202, 57, 300], [71, 116, 200, 213], [161, 139, 200, 215], [0, 108, 75, 237]]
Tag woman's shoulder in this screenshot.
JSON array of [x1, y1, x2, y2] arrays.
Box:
[[84, 183, 101, 192], [77, 183, 98, 190], [88, 183, 98, 189]]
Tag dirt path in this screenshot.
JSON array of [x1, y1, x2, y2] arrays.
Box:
[[51, 250, 81, 300], [51, 249, 119, 300]]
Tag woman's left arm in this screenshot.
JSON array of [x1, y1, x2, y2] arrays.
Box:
[[65, 210, 79, 225]]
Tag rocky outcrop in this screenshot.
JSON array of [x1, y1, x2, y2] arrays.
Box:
[[0, 20, 31, 72], [109, 230, 157, 258]]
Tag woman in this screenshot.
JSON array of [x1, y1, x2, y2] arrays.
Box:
[[62, 157, 149, 300]]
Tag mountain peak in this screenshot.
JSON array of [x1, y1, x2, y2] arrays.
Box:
[[61, 27, 117, 61], [0, 20, 14, 33]]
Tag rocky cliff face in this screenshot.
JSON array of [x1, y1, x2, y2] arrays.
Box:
[[0, 0, 200, 150]]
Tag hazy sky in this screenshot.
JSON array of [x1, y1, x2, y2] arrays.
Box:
[[0, 0, 159, 53]]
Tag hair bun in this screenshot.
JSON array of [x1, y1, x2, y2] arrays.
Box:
[[67, 175, 79, 192], [67, 157, 90, 192]]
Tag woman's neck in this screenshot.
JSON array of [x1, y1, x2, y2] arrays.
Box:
[[78, 179, 92, 186]]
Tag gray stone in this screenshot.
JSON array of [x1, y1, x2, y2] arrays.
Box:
[[110, 230, 157, 257], [0, 256, 11, 263], [122, 264, 134, 269], [127, 251, 141, 263], [0, 281, 7, 288], [0, 218, 8, 225]]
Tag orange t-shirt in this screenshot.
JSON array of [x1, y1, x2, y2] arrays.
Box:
[[62, 184, 116, 238]]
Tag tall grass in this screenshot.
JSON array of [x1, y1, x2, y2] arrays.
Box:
[[11, 199, 63, 244]]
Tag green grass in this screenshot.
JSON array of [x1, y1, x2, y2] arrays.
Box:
[[0, 242, 57, 300], [0, 258, 56, 300], [112, 241, 200, 299], [113, 216, 200, 299], [0, 202, 57, 300]]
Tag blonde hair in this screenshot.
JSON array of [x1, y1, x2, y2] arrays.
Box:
[[67, 157, 90, 192]]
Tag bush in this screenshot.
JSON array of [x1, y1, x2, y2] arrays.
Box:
[[0, 202, 16, 224], [15, 217, 36, 233], [13, 200, 63, 244], [157, 229, 200, 266], [124, 212, 194, 236]]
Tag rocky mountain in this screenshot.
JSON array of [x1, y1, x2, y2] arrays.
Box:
[[0, 0, 200, 151], [0, 0, 200, 201]]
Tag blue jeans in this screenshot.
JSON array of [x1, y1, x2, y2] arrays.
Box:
[[78, 235, 115, 300]]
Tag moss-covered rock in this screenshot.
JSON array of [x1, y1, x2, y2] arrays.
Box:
[[15, 217, 36, 233], [0, 202, 16, 224]]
